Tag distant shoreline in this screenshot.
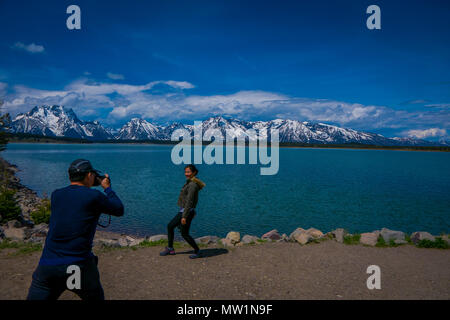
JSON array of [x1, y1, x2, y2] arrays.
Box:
[[6, 133, 450, 152]]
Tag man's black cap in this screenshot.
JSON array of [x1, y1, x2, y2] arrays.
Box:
[[68, 159, 99, 175]]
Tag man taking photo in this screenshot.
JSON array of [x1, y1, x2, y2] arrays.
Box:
[[27, 159, 124, 300]]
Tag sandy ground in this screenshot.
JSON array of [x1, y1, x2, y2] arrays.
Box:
[[0, 240, 449, 300]]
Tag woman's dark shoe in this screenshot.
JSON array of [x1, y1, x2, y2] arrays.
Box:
[[160, 247, 175, 256], [189, 251, 201, 259]]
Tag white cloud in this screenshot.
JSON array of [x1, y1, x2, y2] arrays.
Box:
[[425, 103, 450, 108], [163, 80, 195, 89], [401, 99, 430, 105], [0, 79, 195, 119], [106, 72, 125, 80], [404, 128, 447, 139], [1, 78, 448, 137], [12, 42, 45, 53]]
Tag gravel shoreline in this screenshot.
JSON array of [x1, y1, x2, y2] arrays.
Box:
[[1, 241, 449, 300]]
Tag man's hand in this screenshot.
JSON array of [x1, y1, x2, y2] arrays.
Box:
[[101, 173, 111, 189], [181, 218, 186, 225]]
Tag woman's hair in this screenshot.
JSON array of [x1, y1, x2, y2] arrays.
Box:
[[184, 164, 198, 175]]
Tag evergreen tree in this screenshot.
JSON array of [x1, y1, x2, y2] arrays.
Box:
[[0, 189, 21, 223]]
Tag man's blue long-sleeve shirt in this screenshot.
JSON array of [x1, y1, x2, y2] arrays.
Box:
[[39, 185, 124, 266]]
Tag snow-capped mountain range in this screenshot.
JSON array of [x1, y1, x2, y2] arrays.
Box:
[[7, 105, 441, 146], [11, 105, 112, 140]]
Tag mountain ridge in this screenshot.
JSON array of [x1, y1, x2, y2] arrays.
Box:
[[7, 105, 442, 146]]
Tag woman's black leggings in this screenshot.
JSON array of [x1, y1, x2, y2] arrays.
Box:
[[167, 211, 200, 253]]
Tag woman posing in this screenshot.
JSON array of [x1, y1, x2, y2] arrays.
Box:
[[160, 164, 205, 259]]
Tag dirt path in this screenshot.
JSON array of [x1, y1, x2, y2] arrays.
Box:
[[0, 241, 449, 300]]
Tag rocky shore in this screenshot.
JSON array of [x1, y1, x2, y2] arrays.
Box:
[[0, 157, 43, 222], [0, 157, 448, 250]]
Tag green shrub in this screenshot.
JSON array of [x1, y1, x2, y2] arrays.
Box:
[[0, 189, 21, 223], [375, 236, 389, 247], [376, 236, 408, 247], [404, 234, 412, 244], [0, 238, 19, 249], [139, 239, 184, 249], [0, 239, 42, 256], [416, 237, 449, 249], [343, 234, 361, 245], [31, 198, 51, 224]]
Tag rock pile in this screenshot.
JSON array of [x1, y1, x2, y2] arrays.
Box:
[[1, 219, 48, 243], [1, 220, 448, 250]]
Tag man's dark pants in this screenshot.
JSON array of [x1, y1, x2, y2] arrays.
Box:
[[167, 210, 200, 252], [27, 256, 104, 300]]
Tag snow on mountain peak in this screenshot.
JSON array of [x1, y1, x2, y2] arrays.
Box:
[[11, 105, 112, 140], [8, 107, 440, 146]]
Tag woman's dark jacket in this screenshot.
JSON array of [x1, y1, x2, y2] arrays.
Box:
[[177, 177, 205, 218]]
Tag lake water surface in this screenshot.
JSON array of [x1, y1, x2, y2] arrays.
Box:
[[3, 143, 450, 238]]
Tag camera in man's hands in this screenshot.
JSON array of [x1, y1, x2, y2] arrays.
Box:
[[93, 171, 108, 187]]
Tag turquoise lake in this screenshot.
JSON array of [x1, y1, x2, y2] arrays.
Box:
[[3, 143, 450, 238]]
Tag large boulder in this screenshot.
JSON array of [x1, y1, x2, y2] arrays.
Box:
[[27, 223, 49, 244], [380, 228, 405, 242], [289, 228, 305, 241], [118, 237, 129, 247], [113, 235, 146, 247], [195, 235, 219, 245], [130, 238, 145, 246], [147, 234, 168, 242], [278, 233, 289, 242], [305, 228, 324, 239], [94, 238, 121, 248], [30, 223, 48, 237], [410, 231, 435, 244], [124, 235, 145, 246], [220, 237, 234, 247], [289, 228, 312, 245], [360, 232, 378, 246], [241, 235, 259, 245], [3, 226, 32, 241], [288, 227, 324, 243], [261, 229, 281, 241], [226, 231, 241, 245], [295, 233, 312, 245], [6, 219, 23, 229], [28, 235, 46, 244], [331, 228, 347, 243]]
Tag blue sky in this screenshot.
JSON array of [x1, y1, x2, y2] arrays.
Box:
[[0, 0, 449, 140]]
